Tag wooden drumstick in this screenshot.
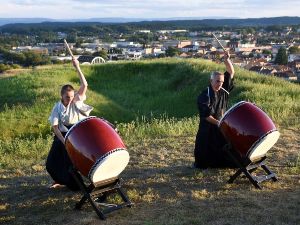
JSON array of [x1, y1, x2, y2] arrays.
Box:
[[212, 33, 226, 52], [64, 39, 74, 58]]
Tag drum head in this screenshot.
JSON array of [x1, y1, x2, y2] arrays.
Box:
[[248, 130, 280, 161], [89, 149, 130, 183]]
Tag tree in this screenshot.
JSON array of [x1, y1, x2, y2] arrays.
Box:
[[157, 53, 166, 58], [0, 64, 10, 73], [66, 32, 77, 43], [165, 46, 179, 57], [288, 46, 300, 54], [274, 47, 288, 65], [248, 52, 254, 58], [262, 49, 272, 55], [246, 27, 256, 34], [92, 49, 108, 60], [0, 49, 26, 65], [75, 39, 83, 48], [108, 48, 123, 54]]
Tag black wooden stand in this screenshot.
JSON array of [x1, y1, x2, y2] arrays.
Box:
[[70, 168, 133, 220], [226, 148, 278, 189]]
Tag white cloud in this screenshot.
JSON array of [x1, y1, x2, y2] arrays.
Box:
[[0, 0, 299, 19]]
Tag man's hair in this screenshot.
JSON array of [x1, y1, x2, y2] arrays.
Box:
[[210, 71, 224, 80], [60, 84, 74, 96]]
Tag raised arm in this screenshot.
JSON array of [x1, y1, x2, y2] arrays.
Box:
[[224, 51, 234, 78], [72, 57, 88, 98]]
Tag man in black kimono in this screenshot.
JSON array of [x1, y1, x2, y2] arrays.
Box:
[[194, 51, 236, 168]]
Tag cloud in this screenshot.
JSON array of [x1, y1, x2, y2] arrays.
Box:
[[4, 0, 62, 6], [0, 0, 299, 19]]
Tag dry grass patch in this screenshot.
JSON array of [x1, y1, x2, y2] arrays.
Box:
[[1, 128, 299, 225]]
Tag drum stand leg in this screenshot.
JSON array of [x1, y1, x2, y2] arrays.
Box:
[[69, 168, 133, 220], [227, 151, 278, 189]]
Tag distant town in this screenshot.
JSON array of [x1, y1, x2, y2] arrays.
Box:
[[0, 19, 300, 82]]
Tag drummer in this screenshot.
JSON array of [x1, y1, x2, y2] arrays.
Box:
[[193, 51, 236, 169], [46, 57, 93, 190]]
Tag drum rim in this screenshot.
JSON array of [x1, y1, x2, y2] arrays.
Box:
[[246, 128, 279, 160], [88, 148, 128, 181], [219, 101, 248, 126], [64, 116, 97, 143]]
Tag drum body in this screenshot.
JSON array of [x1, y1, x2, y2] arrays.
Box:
[[65, 117, 129, 183], [219, 101, 280, 162]]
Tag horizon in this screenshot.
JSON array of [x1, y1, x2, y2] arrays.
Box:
[[1, 16, 300, 20], [0, 0, 299, 19], [0, 16, 299, 25]]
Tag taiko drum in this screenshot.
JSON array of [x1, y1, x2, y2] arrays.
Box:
[[65, 116, 130, 183], [219, 101, 280, 162]]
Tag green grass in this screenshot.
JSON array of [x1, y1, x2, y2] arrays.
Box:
[[0, 59, 299, 225], [0, 59, 299, 140], [0, 58, 299, 166], [0, 58, 299, 167]]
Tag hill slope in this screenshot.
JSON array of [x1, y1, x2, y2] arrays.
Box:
[[0, 58, 299, 140], [0, 59, 299, 225]]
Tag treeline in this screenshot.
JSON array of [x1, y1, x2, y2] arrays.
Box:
[[0, 48, 51, 72], [0, 63, 20, 73], [1, 17, 300, 35], [0, 23, 299, 48]]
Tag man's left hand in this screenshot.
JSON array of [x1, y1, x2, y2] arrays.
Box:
[[72, 57, 80, 68], [224, 51, 230, 60]]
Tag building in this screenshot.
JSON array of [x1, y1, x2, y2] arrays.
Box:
[[177, 40, 192, 49], [157, 30, 187, 34], [138, 30, 151, 33], [274, 71, 297, 80], [288, 54, 300, 62], [289, 60, 300, 75], [77, 55, 105, 65], [125, 52, 142, 60], [143, 47, 164, 55], [260, 68, 277, 75], [162, 40, 180, 48], [180, 45, 199, 52], [12, 46, 49, 55], [212, 39, 229, 50], [116, 41, 142, 48]]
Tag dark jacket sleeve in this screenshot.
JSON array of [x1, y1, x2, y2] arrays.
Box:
[[223, 71, 234, 92], [197, 91, 211, 118]]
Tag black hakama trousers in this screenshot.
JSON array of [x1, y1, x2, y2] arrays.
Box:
[[46, 134, 81, 191], [194, 122, 237, 168]]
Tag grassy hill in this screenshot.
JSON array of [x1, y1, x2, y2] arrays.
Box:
[[0, 58, 299, 140], [0, 59, 299, 225]]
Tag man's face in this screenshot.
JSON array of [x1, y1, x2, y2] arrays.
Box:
[[61, 90, 74, 106], [211, 74, 224, 92]]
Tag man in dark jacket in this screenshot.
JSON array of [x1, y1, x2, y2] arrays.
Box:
[[194, 51, 236, 168]]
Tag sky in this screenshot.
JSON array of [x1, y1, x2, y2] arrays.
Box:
[[0, 0, 299, 19]]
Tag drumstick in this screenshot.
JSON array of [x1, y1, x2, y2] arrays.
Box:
[[64, 39, 74, 58], [212, 33, 226, 52]]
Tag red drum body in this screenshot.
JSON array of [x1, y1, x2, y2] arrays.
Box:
[[65, 117, 129, 183], [219, 101, 280, 162]]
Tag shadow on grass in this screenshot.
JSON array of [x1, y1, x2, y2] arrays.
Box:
[[74, 61, 212, 123], [1, 163, 299, 225], [77, 61, 251, 124]]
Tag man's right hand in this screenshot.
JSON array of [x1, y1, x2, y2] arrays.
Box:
[[206, 115, 220, 126], [53, 125, 66, 144]]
